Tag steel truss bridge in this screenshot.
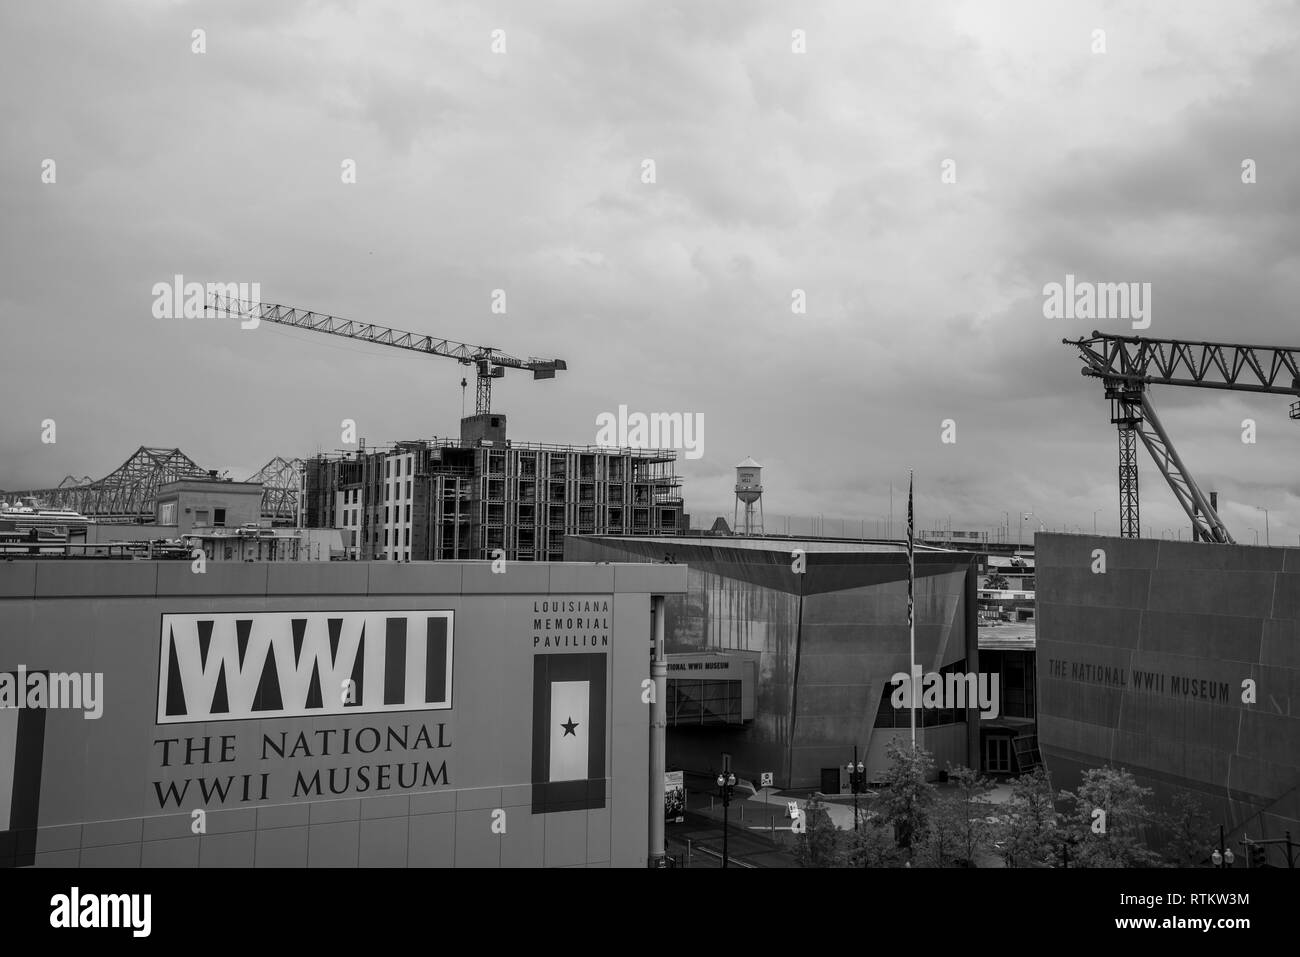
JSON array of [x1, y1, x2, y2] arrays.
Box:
[[1, 447, 304, 524]]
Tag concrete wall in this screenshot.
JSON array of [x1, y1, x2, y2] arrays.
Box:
[[156, 482, 263, 534], [86, 524, 180, 544], [1037, 534, 1300, 849], [0, 560, 685, 868], [564, 537, 978, 788]]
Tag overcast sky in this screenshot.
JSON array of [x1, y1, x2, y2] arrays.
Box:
[[2, 1, 1298, 544]]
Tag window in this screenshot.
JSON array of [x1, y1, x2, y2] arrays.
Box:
[[223, 545, 233, 560], [396, 459, 402, 477], [214, 508, 226, 527], [406, 480, 411, 499], [384, 528, 389, 545], [405, 504, 411, 523], [385, 506, 390, 523], [404, 528, 410, 546], [195, 510, 209, 526], [985, 737, 1011, 774], [158, 502, 177, 525], [386, 461, 390, 478]]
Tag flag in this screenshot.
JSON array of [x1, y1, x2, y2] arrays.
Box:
[[907, 471, 917, 743], [531, 653, 606, 814], [0, 670, 47, 868], [907, 471, 914, 627]]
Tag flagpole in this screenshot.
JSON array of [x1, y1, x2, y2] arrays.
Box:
[[907, 469, 916, 746]]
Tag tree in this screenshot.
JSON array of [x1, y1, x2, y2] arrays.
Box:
[[916, 798, 966, 867], [947, 764, 997, 865], [1161, 791, 1214, 867], [879, 740, 936, 853], [915, 765, 996, 867], [840, 815, 903, 868], [993, 766, 1059, 868], [983, 573, 1010, 590], [792, 797, 841, 868], [1059, 766, 1163, 868]]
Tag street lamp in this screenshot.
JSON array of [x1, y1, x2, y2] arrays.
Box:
[[1248, 527, 1259, 546], [1255, 506, 1270, 546], [1093, 507, 1103, 534], [845, 747, 866, 833], [716, 771, 737, 868], [1061, 832, 1080, 868], [1211, 825, 1235, 868], [1021, 511, 1044, 549]]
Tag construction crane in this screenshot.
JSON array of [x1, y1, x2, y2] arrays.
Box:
[[1066, 330, 1300, 543], [207, 295, 566, 415]]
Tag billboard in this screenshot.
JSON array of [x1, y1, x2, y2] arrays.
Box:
[[664, 769, 684, 823]]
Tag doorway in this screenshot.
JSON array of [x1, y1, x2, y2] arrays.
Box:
[[985, 736, 1011, 774], [821, 767, 841, 794]]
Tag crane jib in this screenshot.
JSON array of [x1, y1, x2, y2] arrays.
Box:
[[208, 295, 566, 416], [1067, 332, 1300, 544]]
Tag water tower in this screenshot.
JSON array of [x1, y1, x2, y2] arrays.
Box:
[[733, 457, 764, 536]]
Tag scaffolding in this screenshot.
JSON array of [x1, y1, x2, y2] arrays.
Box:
[[304, 437, 684, 562]]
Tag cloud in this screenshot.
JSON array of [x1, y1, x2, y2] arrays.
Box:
[[2, 0, 1298, 544]]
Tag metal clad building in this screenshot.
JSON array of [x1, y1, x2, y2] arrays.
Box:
[[565, 535, 981, 789], [0, 560, 685, 868], [1036, 533, 1300, 847]]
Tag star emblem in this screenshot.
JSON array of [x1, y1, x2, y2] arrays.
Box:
[[561, 716, 579, 737]]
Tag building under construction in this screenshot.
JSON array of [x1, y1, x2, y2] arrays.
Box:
[[304, 414, 684, 562]]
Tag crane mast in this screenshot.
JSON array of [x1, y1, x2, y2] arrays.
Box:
[[1066, 330, 1300, 543], [207, 295, 566, 415]]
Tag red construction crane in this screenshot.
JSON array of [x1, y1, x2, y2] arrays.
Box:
[[207, 295, 566, 415], [1066, 330, 1300, 543]]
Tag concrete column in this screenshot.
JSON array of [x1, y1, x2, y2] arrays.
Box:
[[648, 595, 667, 866]]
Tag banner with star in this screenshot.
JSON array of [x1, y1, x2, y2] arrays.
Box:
[[531, 653, 606, 814]]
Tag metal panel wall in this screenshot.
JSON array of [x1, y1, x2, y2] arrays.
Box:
[[1037, 533, 1300, 847]]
